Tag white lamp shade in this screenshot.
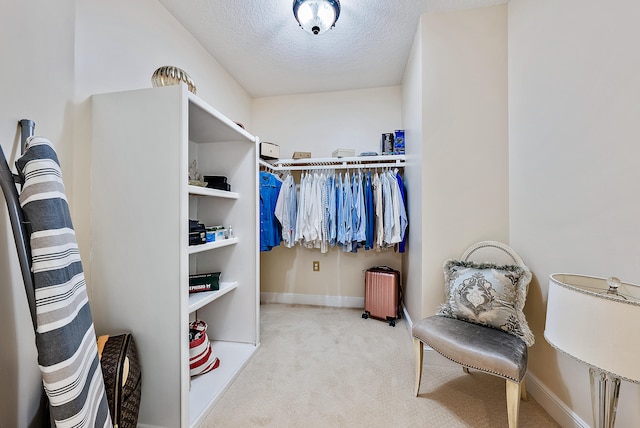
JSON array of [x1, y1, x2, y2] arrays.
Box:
[[545, 274, 640, 383]]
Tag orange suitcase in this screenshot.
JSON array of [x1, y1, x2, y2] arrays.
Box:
[[362, 266, 401, 326]]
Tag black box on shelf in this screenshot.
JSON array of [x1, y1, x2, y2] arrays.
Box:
[[204, 176, 231, 191], [204, 175, 227, 184], [189, 219, 206, 245], [189, 272, 221, 294], [209, 182, 231, 191], [189, 232, 206, 246]]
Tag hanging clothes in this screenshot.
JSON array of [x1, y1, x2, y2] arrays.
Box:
[[353, 171, 366, 250], [388, 170, 402, 245], [294, 171, 307, 245], [396, 170, 408, 253], [260, 171, 282, 251], [341, 172, 353, 251], [311, 171, 324, 249], [381, 171, 394, 247], [336, 172, 345, 247], [373, 171, 384, 251], [260, 165, 408, 253], [326, 173, 337, 247], [274, 173, 297, 248], [320, 171, 330, 253], [364, 171, 375, 250], [296, 171, 319, 249]]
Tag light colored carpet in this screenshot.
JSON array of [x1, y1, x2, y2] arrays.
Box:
[[203, 303, 559, 427]]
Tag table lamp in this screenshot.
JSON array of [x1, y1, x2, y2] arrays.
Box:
[[545, 274, 640, 428]]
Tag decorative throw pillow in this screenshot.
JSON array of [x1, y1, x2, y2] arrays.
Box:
[[437, 259, 535, 346]]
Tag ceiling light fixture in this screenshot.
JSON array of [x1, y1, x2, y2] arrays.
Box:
[[293, 0, 340, 35]]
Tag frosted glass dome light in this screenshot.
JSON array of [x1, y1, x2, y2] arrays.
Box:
[[293, 0, 340, 35]]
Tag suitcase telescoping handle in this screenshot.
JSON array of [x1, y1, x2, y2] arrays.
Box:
[[371, 265, 395, 271]]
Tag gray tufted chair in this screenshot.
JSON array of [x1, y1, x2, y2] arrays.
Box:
[[412, 241, 530, 428]]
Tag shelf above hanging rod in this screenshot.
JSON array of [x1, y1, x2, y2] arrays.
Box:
[[259, 154, 405, 171]]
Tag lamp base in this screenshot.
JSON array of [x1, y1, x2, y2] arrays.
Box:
[[589, 367, 621, 428]]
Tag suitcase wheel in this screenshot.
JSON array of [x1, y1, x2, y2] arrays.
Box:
[[386, 316, 396, 327], [362, 311, 370, 319]]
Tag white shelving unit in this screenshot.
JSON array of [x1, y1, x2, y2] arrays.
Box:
[[188, 281, 238, 313], [188, 237, 238, 254], [89, 84, 260, 428], [188, 184, 239, 199]]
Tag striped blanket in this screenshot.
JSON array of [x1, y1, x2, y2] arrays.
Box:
[[17, 137, 111, 427]]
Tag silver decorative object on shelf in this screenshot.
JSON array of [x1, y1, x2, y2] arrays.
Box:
[[188, 160, 207, 187], [151, 66, 197, 94]]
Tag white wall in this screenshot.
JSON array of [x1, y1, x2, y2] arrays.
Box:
[[509, 0, 640, 426], [253, 87, 404, 304], [401, 20, 425, 322], [73, 0, 252, 283], [0, 1, 76, 426], [402, 6, 509, 322], [6, 0, 637, 426], [0, 0, 252, 425], [252, 87, 402, 158]]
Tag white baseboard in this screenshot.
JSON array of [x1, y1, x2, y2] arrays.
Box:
[[525, 371, 589, 428], [260, 292, 364, 308], [401, 305, 412, 325]]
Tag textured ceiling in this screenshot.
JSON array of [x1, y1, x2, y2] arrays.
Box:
[[158, 0, 508, 98]]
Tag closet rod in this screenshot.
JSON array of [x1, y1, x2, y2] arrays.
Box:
[[259, 154, 405, 172], [262, 162, 404, 172]]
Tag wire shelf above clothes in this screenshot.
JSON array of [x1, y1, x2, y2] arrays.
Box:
[[259, 154, 405, 171]]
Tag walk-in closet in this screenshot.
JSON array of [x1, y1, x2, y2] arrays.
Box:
[[6, 1, 631, 427], [258, 154, 407, 306]]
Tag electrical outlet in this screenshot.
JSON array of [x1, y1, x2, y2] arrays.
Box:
[[313, 261, 320, 271]]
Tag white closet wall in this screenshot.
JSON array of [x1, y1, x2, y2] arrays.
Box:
[[253, 87, 404, 304]]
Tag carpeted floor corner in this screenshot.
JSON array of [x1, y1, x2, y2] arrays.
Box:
[[202, 303, 559, 427]]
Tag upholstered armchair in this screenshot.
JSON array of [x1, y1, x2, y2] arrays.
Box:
[[412, 241, 534, 428]]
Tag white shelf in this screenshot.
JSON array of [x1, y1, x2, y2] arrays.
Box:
[[187, 91, 256, 144], [188, 185, 239, 199], [259, 154, 405, 171], [189, 341, 260, 427], [271, 154, 405, 164], [188, 237, 238, 254], [188, 281, 238, 313], [90, 84, 259, 428]]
